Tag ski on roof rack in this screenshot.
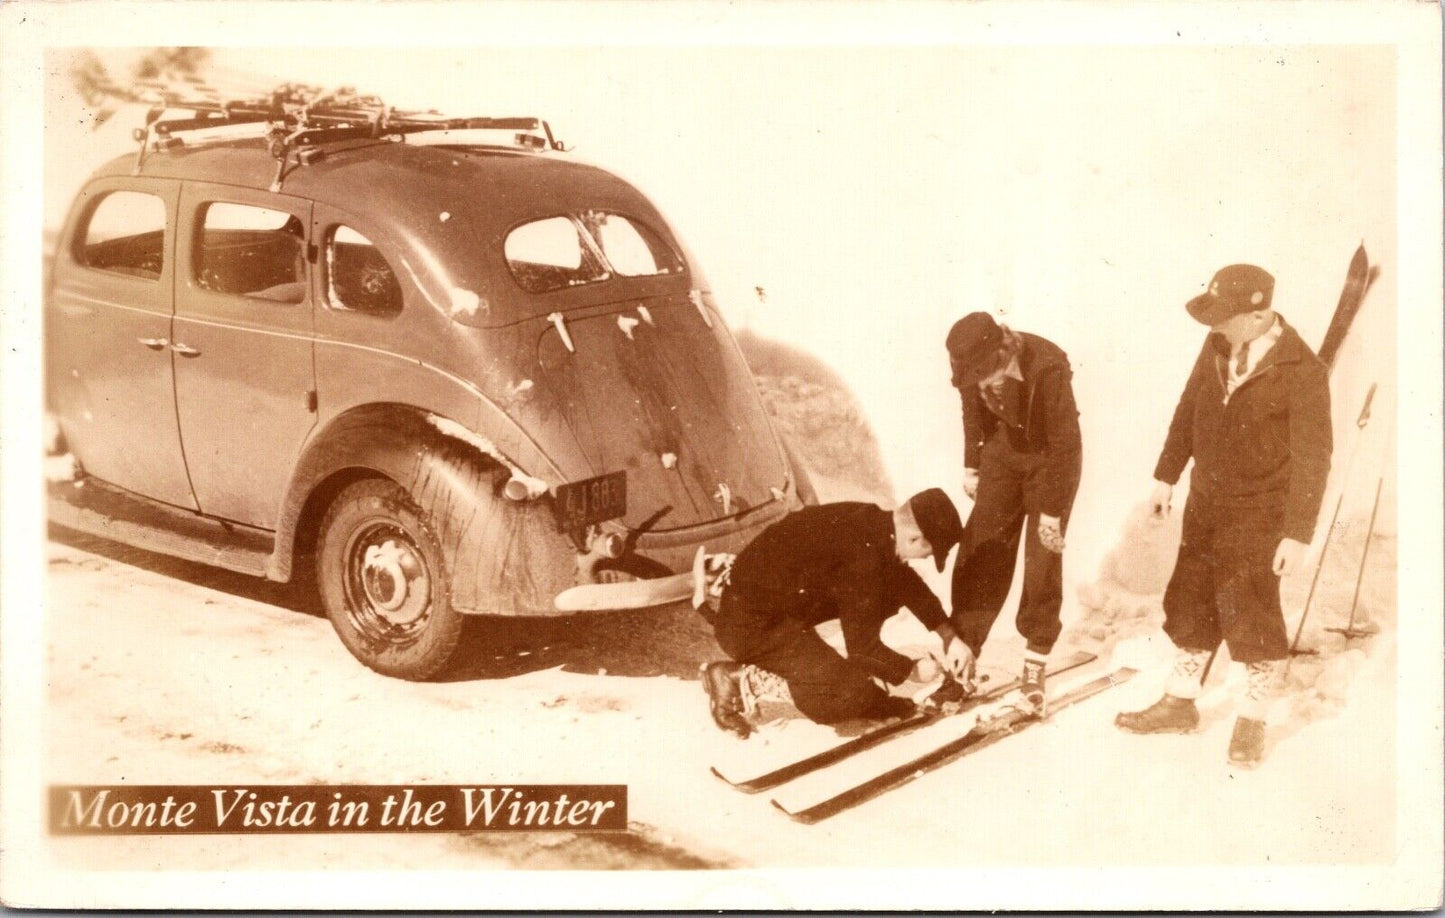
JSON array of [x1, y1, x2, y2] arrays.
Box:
[[125, 82, 564, 191]]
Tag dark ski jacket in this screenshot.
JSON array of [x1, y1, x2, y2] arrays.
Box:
[[957, 332, 1083, 518], [724, 502, 948, 685], [1153, 318, 1332, 544]]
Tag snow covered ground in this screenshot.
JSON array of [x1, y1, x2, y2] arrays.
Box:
[[41, 530, 1397, 873]]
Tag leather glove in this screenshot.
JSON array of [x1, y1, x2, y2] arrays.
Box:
[[1149, 480, 1173, 519], [1273, 538, 1307, 576], [1037, 514, 1065, 554], [962, 468, 980, 500]]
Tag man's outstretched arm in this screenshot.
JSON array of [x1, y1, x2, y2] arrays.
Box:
[[836, 560, 916, 686]]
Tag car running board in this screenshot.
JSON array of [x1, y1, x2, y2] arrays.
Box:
[[48, 479, 274, 578]]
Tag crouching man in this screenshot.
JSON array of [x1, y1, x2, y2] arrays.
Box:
[[1115, 264, 1332, 768], [701, 489, 970, 738]]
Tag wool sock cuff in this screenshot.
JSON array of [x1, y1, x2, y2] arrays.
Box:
[[1165, 672, 1203, 700], [1239, 660, 1282, 721], [1165, 648, 1213, 700], [739, 664, 793, 714]]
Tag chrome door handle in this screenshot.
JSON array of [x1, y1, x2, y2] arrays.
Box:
[[137, 337, 169, 350], [170, 342, 202, 357]]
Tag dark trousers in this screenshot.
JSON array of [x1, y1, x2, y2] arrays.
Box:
[[951, 434, 1075, 657], [1162, 492, 1289, 664], [712, 593, 899, 725]]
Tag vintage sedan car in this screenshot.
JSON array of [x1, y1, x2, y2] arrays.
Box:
[[46, 101, 814, 679]]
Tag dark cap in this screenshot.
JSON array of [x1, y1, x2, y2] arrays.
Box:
[[1186, 264, 1275, 326], [946, 312, 1004, 388], [907, 487, 963, 572]]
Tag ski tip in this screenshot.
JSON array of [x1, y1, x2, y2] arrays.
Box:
[[710, 765, 747, 788], [711, 765, 767, 793], [769, 797, 819, 824]]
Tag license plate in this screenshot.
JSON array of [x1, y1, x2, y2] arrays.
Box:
[[552, 471, 627, 532]]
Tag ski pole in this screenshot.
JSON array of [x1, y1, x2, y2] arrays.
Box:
[[1328, 476, 1385, 640], [1280, 491, 1345, 679], [1199, 647, 1220, 687], [1324, 386, 1394, 642], [1283, 383, 1377, 660]]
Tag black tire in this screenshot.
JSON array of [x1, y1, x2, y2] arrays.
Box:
[[316, 478, 463, 680]]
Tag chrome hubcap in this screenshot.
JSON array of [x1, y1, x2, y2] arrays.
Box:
[[361, 538, 428, 624], [344, 522, 432, 643]]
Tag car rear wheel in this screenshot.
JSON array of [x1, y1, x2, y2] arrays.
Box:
[[317, 478, 463, 680]]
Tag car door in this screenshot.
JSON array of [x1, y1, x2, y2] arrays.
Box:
[[47, 178, 197, 509], [308, 203, 437, 417], [171, 183, 317, 529]]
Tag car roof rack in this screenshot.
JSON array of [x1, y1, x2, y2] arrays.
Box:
[[126, 82, 565, 191]]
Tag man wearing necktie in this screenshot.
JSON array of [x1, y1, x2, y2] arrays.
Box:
[[941, 312, 1083, 718], [1116, 263, 1333, 768]]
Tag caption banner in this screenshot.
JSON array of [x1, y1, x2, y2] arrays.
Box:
[[50, 785, 627, 834]]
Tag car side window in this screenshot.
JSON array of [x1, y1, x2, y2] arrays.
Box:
[[195, 202, 307, 304], [78, 190, 167, 280], [326, 225, 403, 317]]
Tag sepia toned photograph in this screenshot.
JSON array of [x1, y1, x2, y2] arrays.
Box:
[[1, 0, 1440, 910]]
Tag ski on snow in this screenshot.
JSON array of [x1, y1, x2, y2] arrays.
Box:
[[769, 666, 1138, 824], [710, 649, 1097, 793]]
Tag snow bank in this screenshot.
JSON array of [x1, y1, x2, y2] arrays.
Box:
[[1061, 499, 1180, 656], [736, 330, 893, 506]]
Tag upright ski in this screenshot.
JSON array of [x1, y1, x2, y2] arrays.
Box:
[[1317, 244, 1379, 370], [771, 666, 1137, 824], [710, 649, 1096, 793]]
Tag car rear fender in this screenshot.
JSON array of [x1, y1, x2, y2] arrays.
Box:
[[273, 403, 576, 615]]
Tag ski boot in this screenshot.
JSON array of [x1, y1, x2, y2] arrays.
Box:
[[973, 660, 1046, 730], [1114, 693, 1200, 734], [923, 673, 975, 714], [700, 661, 753, 739], [1227, 717, 1266, 768], [1017, 658, 1046, 719]]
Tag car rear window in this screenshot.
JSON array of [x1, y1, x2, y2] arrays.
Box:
[[78, 190, 167, 280], [579, 211, 684, 278], [504, 216, 609, 294], [195, 202, 306, 303], [504, 212, 681, 294], [326, 225, 404, 317]]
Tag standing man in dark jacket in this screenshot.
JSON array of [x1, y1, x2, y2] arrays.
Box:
[[700, 489, 967, 738], [942, 312, 1083, 716], [1115, 264, 1332, 768]]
